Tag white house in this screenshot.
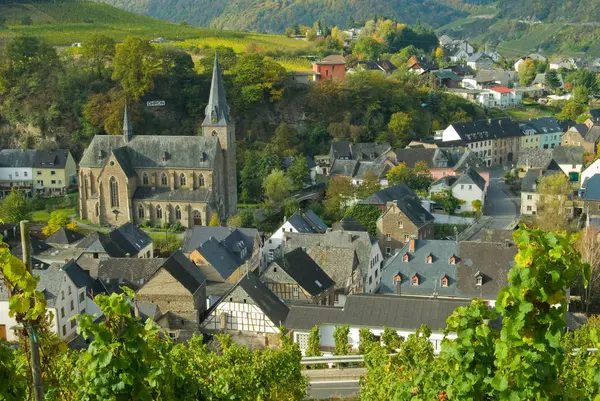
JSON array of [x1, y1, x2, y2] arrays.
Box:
[[200, 274, 289, 334], [0, 260, 104, 342], [466, 53, 495, 70], [582, 158, 600, 186], [0, 149, 36, 198], [285, 295, 468, 354], [260, 210, 327, 271], [487, 87, 523, 108], [430, 168, 486, 212], [552, 146, 585, 184], [550, 58, 577, 70]]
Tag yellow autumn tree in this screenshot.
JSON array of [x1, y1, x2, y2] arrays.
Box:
[[209, 214, 220, 227], [42, 210, 77, 236]]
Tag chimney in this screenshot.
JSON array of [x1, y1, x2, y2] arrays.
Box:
[[409, 238, 416, 252]]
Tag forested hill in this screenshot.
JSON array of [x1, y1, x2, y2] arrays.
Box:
[[496, 0, 600, 22], [93, 0, 468, 32]]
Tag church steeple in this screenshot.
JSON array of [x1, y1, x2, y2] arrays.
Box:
[[123, 101, 133, 143], [203, 52, 230, 126]]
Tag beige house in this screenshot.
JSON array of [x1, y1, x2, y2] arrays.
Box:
[[78, 56, 237, 227], [34, 150, 77, 196]]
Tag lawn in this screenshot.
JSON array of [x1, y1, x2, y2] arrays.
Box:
[[0, 2, 315, 56], [32, 207, 76, 222]]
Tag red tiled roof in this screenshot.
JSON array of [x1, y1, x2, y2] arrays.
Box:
[[490, 86, 514, 94]]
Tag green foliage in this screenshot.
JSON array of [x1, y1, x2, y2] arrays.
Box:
[[558, 99, 585, 121], [80, 34, 116, 77], [209, 214, 220, 226], [42, 210, 76, 236], [333, 324, 350, 356], [305, 325, 322, 357], [352, 36, 382, 60], [344, 204, 381, 236], [545, 70, 562, 92], [471, 199, 483, 216], [324, 176, 355, 223], [283, 198, 300, 218], [356, 170, 381, 200], [381, 326, 404, 353], [358, 328, 378, 355], [263, 169, 293, 207], [386, 161, 433, 192], [0, 190, 30, 224], [0, 340, 26, 401], [431, 189, 464, 214], [112, 36, 163, 100], [535, 173, 573, 231], [286, 155, 312, 190]]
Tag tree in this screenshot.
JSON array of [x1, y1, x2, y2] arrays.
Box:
[[209, 214, 220, 226], [283, 198, 300, 218], [324, 176, 355, 222], [333, 325, 350, 356], [386, 163, 413, 187], [272, 122, 299, 157], [558, 99, 585, 121], [352, 36, 382, 60], [382, 112, 413, 147], [356, 170, 380, 199], [42, 210, 76, 236], [545, 70, 561, 92], [227, 209, 254, 228], [80, 34, 116, 78], [305, 325, 322, 357], [518, 58, 537, 86], [381, 326, 403, 352], [286, 156, 312, 190], [263, 169, 293, 207], [198, 46, 237, 72], [472, 199, 483, 216], [344, 204, 381, 236], [573, 86, 591, 104], [577, 226, 600, 312], [358, 328, 378, 354], [0, 190, 30, 223], [112, 36, 163, 100], [431, 190, 463, 214], [412, 160, 433, 191], [535, 173, 572, 231]]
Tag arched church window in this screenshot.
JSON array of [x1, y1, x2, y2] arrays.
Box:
[[175, 205, 181, 220], [142, 172, 149, 185], [109, 177, 119, 208], [161, 172, 168, 186], [156, 205, 163, 220], [180, 173, 186, 187], [198, 174, 205, 187], [138, 205, 144, 219]]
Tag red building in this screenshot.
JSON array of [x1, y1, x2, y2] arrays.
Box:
[[312, 55, 346, 81]]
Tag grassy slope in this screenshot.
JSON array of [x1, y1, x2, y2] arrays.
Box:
[[0, 2, 313, 55]]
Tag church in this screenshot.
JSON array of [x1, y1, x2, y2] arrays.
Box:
[[78, 55, 237, 228]]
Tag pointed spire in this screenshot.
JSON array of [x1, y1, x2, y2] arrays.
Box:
[[123, 101, 133, 143], [203, 51, 230, 126]]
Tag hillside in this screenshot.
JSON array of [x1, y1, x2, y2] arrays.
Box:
[[0, 1, 313, 53], [94, 0, 469, 32]]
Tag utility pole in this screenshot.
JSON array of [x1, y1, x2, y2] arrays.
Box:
[[20, 220, 44, 401]]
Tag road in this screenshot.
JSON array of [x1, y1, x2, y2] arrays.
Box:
[[307, 380, 360, 399], [484, 166, 520, 230]]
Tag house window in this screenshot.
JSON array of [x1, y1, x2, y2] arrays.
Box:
[[386, 247, 391, 256], [70, 320, 76, 329], [61, 291, 64, 300], [62, 325, 66, 336], [24, 171, 27, 177], [292, 287, 299, 297], [180, 173, 186, 187], [449, 256, 456, 265], [61, 307, 65, 318], [51, 180, 56, 185], [198, 174, 205, 187], [15, 172, 18, 177], [426, 254, 433, 264], [81, 308, 86, 315], [404, 234, 409, 241], [37, 171, 42, 176], [403, 253, 409, 262], [268, 249, 274, 261], [440, 276, 449, 287], [95, 202, 99, 217], [68, 286, 71, 295], [138, 205, 145, 219], [142, 172, 149, 185], [51, 171, 56, 175], [385, 233, 391, 242], [527, 206, 532, 211], [468, 184, 472, 190], [461, 185, 464, 190], [70, 300, 74, 311], [374, 269, 378, 278], [161, 172, 168, 186], [79, 292, 85, 303], [527, 195, 532, 200], [109, 177, 119, 208], [393, 274, 401, 284], [475, 274, 483, 286], [399, 221, 403, 229], [175, 205, 181, 220], [156, 205, 163, 219], [411, 275, 419, 286]]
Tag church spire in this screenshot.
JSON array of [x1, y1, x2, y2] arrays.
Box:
[[123, 101, 133, 143], [203, 51, 230, 126]]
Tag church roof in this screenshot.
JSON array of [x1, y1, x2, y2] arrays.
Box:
[[203, 52, 230, 126], [79, 135, 220, 170]]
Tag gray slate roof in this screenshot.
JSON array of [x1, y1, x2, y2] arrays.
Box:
[[235, 274, 289, 326], [585, 126, 600, 144], [450, 118, 522, 143], [62, 260, 105, 298], [133, 187, 212, 203], [380, 240, 459, 297], [525, 117, 562, 134], [0, 149, 37, 168], [584, 174, 600, 201], [157, 250, 207, 295], [182, 226, 258, 254], [330, 142, 391, 161], [79, 135, 219, 170], [452, 168, 486, 191], [517, 148, 554, 168], [76, 232, 127, 257], [363, 184, 434, 228], [285, 294, 470, 331], [45, 227, 85, 245], [551, 146, 584, 165], [287, 210, 328, 233], [33, 149, 70, 169], [97, 258, 166, 292], [109, 223, 152, 256], [272, 248, 335, 296], [35, 267, 64, 307]]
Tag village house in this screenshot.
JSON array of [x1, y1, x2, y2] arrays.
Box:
[[261, 248, 336, 305], [328, 141, 394, 186], [0, 260, 105, 341], [348, 59, 398, 75], [283, 228, 383, 303], [136, 251, 207, 334], [285, 294, 469, 354], [551, 146, 585, 184], [379, 238, 515, 306], [520, 167, 565, 216], [561, 124, 590, 151], [0, 149, 36, 198], [585, 109, 600, 128], [520, 117, 564, 150], [312, 55, 346, 81], [201, 273, 289, 341], [77, 222, 153, 260], [581, 158, 600, 186], [78, 55, 237, 227], [44, 227, 85, 249], [96, 258, 167, 293], [33, 150, 78, 196], [466, 53, 495, 70], [549, 58, 578, 70], [261, 209, 327, 270], [406, 56, 436, 75], [584, 174, 600, 217], [533, 73, 564, 90], [429, 168, 486, 213]]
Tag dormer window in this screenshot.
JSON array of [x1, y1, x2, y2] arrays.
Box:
[[162, 152, 169, 161], [440, 275, 449, 287], [411, 275, 419, 287], [403, 253, 409, 263], [426, 254, 433, 264], [475, 272, 483, 286], [449, 255, 456, 265], [394, 274, 401, 284]]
